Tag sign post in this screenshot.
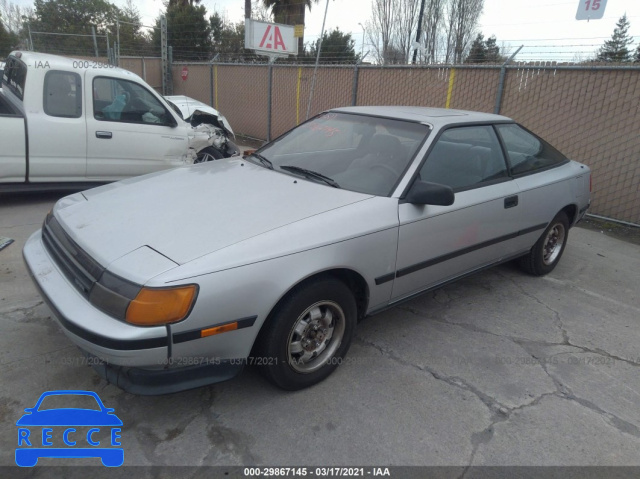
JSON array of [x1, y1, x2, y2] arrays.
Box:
[[245, 19, 298, 141], [576, 0, 607, 21]]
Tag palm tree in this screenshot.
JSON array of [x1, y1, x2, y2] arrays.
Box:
[[263, 0, 319, 56]]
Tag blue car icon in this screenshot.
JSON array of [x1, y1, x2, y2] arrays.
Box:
[[16, 390, 123, 467]]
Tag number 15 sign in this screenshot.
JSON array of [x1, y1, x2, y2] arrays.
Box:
[[576, 0, 607, 20]]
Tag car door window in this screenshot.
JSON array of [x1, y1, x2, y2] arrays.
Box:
[[93, 77, 172, 125], [496, 124, 568, 176], [43, 71, 82, 118], [419, 125, 508, 191]]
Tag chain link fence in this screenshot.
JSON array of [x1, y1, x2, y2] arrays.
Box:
[[3, 41, 636, 223], [105, 57, 640, 226]]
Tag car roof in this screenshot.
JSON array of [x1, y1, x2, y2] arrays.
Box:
[[330, 106, 513, 127], [8, 51, 142, 81]]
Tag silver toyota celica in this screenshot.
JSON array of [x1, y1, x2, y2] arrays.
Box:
[[23, 107, 591, 394]]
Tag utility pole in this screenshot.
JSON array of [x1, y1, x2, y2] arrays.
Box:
[[245, 0, 251, 19], [412, 0, 427, 64]]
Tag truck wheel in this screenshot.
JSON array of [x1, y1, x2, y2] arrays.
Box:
[[519, 212, 569, 276], [195, 147, 224, 163], [255, 278, 357, 390]]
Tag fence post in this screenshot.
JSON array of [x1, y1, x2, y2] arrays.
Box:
[[494, 45, 523, 114], [161, 15, 168, 96], [167, 46, 174, 96], [210, 64, 214, 108], [91, 27, 99, 58], [351, 63, 359, 106], [28, 24, 34, 51], [267, 62, 273, 142]]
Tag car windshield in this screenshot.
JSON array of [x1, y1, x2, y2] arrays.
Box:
[[254, 112, 430, 196]]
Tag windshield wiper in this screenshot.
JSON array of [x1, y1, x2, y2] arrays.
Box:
[[247, 152, 273, 170], [280, 165, 340, 188]]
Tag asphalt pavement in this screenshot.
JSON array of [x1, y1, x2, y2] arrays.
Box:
[[1, 188, 640, 475]]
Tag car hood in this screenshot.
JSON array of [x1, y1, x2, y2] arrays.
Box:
[[54, 159, 373, 272], [164, 95, 234, 137]]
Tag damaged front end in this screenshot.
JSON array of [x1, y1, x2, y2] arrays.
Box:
[[164, 96, 241, 163]]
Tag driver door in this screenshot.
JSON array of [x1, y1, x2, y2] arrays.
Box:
[[85, 75, 189, 180], [391, 125, 525, 301]]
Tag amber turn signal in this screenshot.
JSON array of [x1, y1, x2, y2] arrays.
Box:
[[201, 322, 238, 338], [126, 285, 198, 326]]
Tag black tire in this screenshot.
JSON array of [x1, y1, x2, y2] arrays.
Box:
[[255, 278, 357, 390], [519, 211, 570, 276], [195, 146, 224, 163]]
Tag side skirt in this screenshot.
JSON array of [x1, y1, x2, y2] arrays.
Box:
[[366, 250, 530, 317]]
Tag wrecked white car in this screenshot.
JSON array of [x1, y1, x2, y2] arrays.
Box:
[[0, 51, 239, 191]]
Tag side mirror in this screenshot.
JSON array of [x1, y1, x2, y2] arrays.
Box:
[[405, 180, 455, 206], [166, 115, 178, 128]]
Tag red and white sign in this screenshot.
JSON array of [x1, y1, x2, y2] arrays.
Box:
[[245, 19, 298, 56], [576, 0, 607, 20], [181, 67, 188, 81]]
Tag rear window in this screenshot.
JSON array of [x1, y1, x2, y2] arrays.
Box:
[[43, 70, 82, 118], [2, 56, 27, 100], [496, 124, 568, 176]]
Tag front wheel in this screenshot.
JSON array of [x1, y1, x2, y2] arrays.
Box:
[[255, 278, 357, 390], [194, 146, 224, 163], [519, 211, 569, 276]]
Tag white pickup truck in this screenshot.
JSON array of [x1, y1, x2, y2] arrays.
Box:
[[0, 51, 239, 191]]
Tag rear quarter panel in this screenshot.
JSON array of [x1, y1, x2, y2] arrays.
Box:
[[515, 161, 590, 230]]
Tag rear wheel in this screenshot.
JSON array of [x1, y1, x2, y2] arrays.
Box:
[[255, 278, 357, 390], [519, 211, 569, 276], [195, 146, 224, 163]]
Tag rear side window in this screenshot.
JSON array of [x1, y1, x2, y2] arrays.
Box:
[[496, 124, 567, 176], [43, 71, 82, 118], [2, 56, 28, 100]]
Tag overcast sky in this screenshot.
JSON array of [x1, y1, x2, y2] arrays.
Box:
[[10, 0, 640, 61]]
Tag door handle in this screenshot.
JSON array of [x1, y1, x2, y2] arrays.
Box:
[[504, 195, 518, 209], [96, 131, 112, 139]]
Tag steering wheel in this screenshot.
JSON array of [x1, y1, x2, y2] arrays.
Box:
[[370, 164, 398, 182]]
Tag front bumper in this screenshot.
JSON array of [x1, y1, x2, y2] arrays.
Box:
[[22, 230, 244, 395], [89, 354, 243, 395]]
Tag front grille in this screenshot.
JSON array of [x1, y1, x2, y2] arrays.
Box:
[[41, 212, 142, 321], [42, 213, 105, 298]]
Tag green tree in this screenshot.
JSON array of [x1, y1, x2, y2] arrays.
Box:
[[152, 3, 212, 61], [635, 43, 640, 62], [29, 0, 118, 55], [465, 33, 486, 63], [262, 0, 319, 56], [169, 0, 201, 5], [484, 35, 502, 63], [597, 14, 633, 62], [465, 33, 503, 63], [1, 11, 19, 57], [210, 12, 258, 61], [111, 0, 149, 56], [306, 27, 358, 64]]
